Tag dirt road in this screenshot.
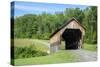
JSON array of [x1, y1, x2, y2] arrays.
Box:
[[70, 49, 97, 62]]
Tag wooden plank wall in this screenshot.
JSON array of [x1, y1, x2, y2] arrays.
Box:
[[49, 20, 85, 53]]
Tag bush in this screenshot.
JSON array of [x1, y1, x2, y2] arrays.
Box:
[[13, 46, 48, 59]]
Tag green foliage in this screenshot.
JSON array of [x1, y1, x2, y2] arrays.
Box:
[[83, 6, 97, 44], [13, 6, 97, 44], [12, 39, 49, 59], [13, 46, 48, 59]]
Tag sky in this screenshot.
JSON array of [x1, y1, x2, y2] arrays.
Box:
[[11, 1, 89, 17]]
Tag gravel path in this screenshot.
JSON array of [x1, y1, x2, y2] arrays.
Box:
[[69, 49, 97, 62]]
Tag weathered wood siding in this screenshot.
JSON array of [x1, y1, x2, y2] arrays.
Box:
[[49, 20, 85, 53], [49, 31, 61, 53], [59, 20, 85, 36]]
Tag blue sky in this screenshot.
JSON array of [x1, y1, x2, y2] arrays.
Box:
[[12, 1, 89, 17]]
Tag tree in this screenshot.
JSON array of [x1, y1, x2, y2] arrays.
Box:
[[14, 6, 97, 44]]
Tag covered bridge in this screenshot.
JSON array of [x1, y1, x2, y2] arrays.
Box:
[[49, 18, 85, 53]]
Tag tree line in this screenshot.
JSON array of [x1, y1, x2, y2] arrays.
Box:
[[13, 6, 97, 44]]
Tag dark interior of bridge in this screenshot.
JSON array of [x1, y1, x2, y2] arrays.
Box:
[[62, 29, 82, 49]]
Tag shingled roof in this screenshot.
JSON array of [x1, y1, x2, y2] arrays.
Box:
[[50, 17, 85, 38]]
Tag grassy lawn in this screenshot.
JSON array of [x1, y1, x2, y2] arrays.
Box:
[[83, 43, 97, 51], [13, 39, 49, 52], [12, 39, 97, 65], [12, 39, 79, 65], [14, 50, 78, 65]]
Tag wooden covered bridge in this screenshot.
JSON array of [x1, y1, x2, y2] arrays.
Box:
[[49, 18, 85, 53]]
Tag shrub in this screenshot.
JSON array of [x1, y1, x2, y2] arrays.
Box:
[[13, 46, 48, 59]]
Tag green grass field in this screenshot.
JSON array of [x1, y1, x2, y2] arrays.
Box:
[[14, 50, 78, 65], [12, 39, 97, 65], [83, 43, 97, 51], [13, 39, 49, 52]]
